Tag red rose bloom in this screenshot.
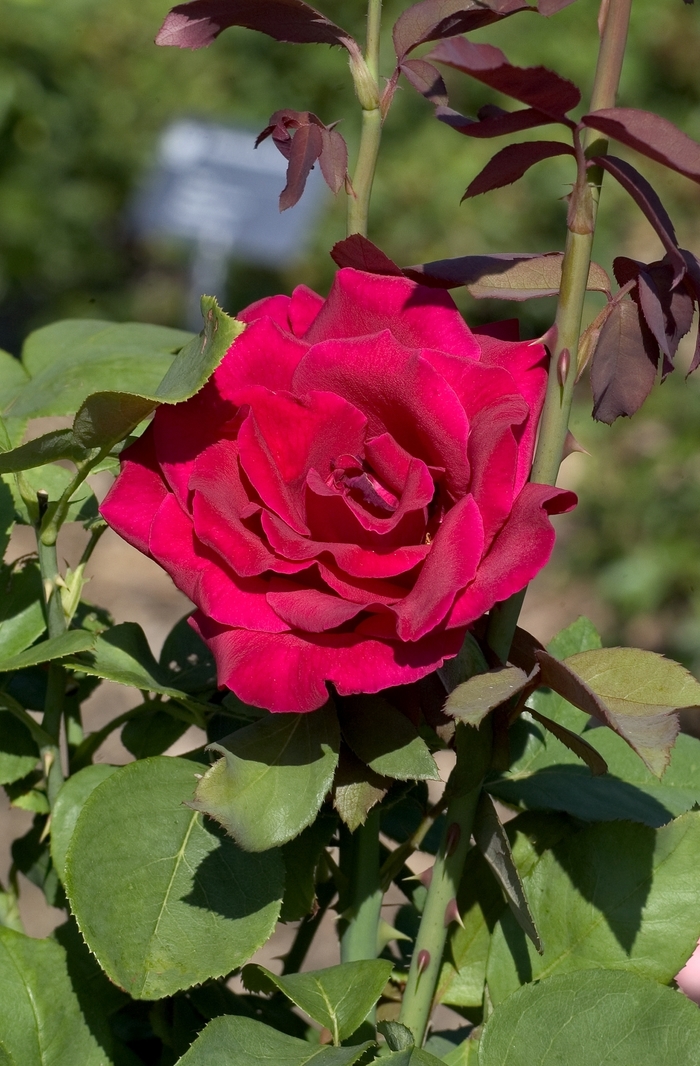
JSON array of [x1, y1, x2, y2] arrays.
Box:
[[101, 269, 575, 712]]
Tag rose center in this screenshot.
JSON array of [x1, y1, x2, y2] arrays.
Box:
[[328, 454, 399, 514]]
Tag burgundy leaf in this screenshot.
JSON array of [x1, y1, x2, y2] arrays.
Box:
[[463, 140, 575, 199], [404, 250, 609, 299], [583, 107, 700, 185], [392, 0, 529, 62], [330, 235, 404, 276], [400, 59, 449, 105], [429, 37, 580, 119], [591, 155, 686, 285], [613, 255, 694, 368], [681, 251, 700, 373], [319, 127, 348, 194], [436, 102, 558, 138], [590, 298, 660, 423], [508, 626, 546, 673], [156, 0, 357, 51], [538, 0, 580, 13], [279, 122, 323, 210]]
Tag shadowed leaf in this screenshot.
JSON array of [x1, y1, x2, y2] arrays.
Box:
[[583, 107, 700, 184], [436, 103, 557, 139], [404, 252, 609, 299], [589, 298, 659, 423], [527, 709, 607, 775], [175, 1015, 374, 1065], [156, 0, 357, 52], [401, 59, 448, 105], [463, 140, 575, 198], [681, 251, 700, 372], [333, 746, 388, 831], [430, 37, 580, 118], [445, 665, 530, 726], [242, 960, 393, 1044], [339, 696, 439, 781], [392, 0, 530, 61], [591, 156, 686, 284], [331, 235, 404, 275], [613, 256, 694, 373], [473, 793, 541, 951]]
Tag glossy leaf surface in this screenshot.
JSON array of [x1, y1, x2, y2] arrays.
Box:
[[50, 764, 118, 883]]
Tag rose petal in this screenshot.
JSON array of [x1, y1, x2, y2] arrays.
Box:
[[266, 583, 369, 632], [215, 317, 309, 400], [392, 494, 484, 641], [236, 292, 291, 328], [148, 492, 208, 601], [447, 483, 577, 628], [303, 268, 480, 360], [468, 395, 528, 547], [289, 284, 324, 336], [190, 614, 466, 713], [305, 462, 432, 542], [293, 332, 471, 497], [100, 427, 168, 554]]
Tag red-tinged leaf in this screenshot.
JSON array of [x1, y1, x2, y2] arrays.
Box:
[[330, 235, 404, 276], [463, 140, 575, 199], [436, 102, 557, 139], [538, 0, 579, 13], [156, 0, 357, 51], [400, 59, 448, 105], [590, 298, 659, 423], [528, 708, 608, 775], [319, 127, 348, 194], [583, 107, 700, 185], [509, 626, 546, 674], [392, 0, 529, 62], [681, 251, 700, 373], [279, 122, 323, 210], [429, 37, 580, 119], [404, 251, 609, 299], [613, 256, 694, 367], [591, 155, 686, 285]]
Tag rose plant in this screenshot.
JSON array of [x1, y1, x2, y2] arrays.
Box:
[[102, 268, 573, 712], [2, 1, 700, 1065]]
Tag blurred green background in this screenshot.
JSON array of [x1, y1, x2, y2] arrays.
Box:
[[2, 0, 700, 671]]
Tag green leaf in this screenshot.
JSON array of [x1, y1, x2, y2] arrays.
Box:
[[443, 1035, 479, 1065], [488, 718, 700, 827], [0, 926, 112, 1065], [50, 764, 118, 883], [64, 756, 284, 999], [193, 702, 340, 851], [0, 429, 85, 474], [66, 621, 197, 704], [0, 477, 14, 559], [281, 812, 336, 922], [486, 811, 700, 1005], [174, 1015, 373, 1066], [242, 960, 393, 1044], [444, 666, 530, 727], [0, 629, 95, 673], [381, 1051, 446, 1065], [338, 697, 439, 781], [5, 772, 49, 813], [438, 631, 489, 694], [333, 746, 389, 831], [529, 617, 602, 734], [9, 463, 98, 527], [0, 349, 29, 411], [159, 614, 216, 695], [0, 563, 46, 661], [121, 707, 189, 758], [562, 647, 700, 774], [7, 319, 193, 420], [0, 712, 38, 787], [378, 1021, 414, 1052], [527, 709, 608, 775], [479, 970, 700, 1065]]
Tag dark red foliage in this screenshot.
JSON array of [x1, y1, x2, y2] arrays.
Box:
[[400, 59, 449, 105], [583, 107, 700, 185], [591, 155, 686, 285], [538, 0, 580, 13], [392, 0, 530, 62], [613, 255, 695, 374], [436, 103, 558, 138], [463, 140, 575, 198], [257, 110, 348, 209], [330, 235, 404, 276], [156, 0, 357, 50], [429, 37, 580, 119], [590, 298, 660, 423]]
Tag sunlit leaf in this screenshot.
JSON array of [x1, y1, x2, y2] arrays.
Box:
[[174, 1015, 373, 1066]]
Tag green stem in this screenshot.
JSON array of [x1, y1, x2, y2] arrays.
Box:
[[346, 0, 383, 236], [37, 536, 67, 806], [379, 796, 447, 891], [399, 725, 491, 1045], [340, 807, 383, 963], [487, 0, 632, 659]]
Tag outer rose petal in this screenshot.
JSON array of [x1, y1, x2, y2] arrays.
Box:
[[447, 483, 577, 628], [148, 493, 208, 601], [100, 426, 167, 554], [265, 583, 369, 631], [236, 292, 291, 328], [214, 317, 308, 399], [467, 396, 527, 547], [190, 613, 466, 713], [293, 332, 471, 497], [303, 268, 481, 360], [288, 284, 324, 336]]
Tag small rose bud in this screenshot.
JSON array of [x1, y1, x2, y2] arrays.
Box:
[[417, 949, 431, 975], [445, 822, 461, 857]]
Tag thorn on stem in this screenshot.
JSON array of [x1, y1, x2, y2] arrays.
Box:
[[444, 898, 465, 929], [562, 431, 590, 459], [416, 949, 431, 976], [557, 348, 570, 388], [445, 822, 461, 857]]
